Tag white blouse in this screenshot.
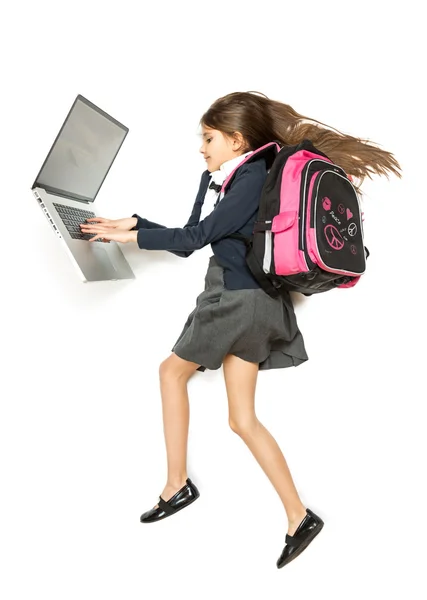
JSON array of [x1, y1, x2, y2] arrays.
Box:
[[199, 150, 254, 222]]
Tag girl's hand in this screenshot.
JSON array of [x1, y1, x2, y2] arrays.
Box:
[[82, 217, 138, 231], [80, 223, 136, 244]]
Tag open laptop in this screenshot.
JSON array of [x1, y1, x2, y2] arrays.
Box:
[[31, 94, 135, 282]]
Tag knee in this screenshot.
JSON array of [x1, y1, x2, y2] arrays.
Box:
[[228, 416, 259, 437], [159, 358, 179, 382], [159, 356, 191, 383]]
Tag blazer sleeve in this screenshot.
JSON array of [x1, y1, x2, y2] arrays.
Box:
[[135, 163, 264, 252], [130, 215, 167, 230], [130, 170, 209, 257]]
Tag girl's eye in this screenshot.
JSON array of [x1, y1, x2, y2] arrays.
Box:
[[207, 138, 212, 143]]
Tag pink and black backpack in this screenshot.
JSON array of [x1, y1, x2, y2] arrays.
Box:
[[221, 139, 369, 297]]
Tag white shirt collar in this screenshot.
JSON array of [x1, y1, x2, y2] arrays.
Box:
[[199, 151, 254, 223], [209, 150, 254, 183]]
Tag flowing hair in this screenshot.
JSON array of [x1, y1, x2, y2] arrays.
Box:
[[199, 91, 402, 195]]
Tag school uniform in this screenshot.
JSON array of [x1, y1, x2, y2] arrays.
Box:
[[131, 153, 308, 372]]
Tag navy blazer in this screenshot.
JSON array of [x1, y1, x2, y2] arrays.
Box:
[[131, 158, 268, 289]]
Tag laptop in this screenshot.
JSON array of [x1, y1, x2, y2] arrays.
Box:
[[31, 94, 135, 282]]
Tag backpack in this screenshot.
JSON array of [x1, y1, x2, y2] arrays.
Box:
[[220, 139, 369, 298]]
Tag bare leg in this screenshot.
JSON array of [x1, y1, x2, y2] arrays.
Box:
[[222, 354, 307, 535], [152, 353, 201, 509]]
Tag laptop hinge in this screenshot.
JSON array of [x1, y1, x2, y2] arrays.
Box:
[[34, 186, 91, 204]]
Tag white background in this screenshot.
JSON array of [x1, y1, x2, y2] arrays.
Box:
[[1, 1, 426, 598]]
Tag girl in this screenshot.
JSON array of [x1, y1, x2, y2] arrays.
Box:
[[80, 91, 401, 568]]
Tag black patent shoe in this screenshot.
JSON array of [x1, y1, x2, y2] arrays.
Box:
[[276, 508, 324, 568], [140, 478, 200, 523]]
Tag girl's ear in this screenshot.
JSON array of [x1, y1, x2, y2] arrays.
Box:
[[232, 131, 245, 150]]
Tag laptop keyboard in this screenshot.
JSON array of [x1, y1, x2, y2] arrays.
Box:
[[53, 203, 103, 242]]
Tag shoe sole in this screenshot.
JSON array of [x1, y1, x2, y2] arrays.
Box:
[[277, 521, 324, 569], [140, 493, 199, 523]]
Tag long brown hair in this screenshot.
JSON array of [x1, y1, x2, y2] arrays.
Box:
[[199, 91, 402, 195]]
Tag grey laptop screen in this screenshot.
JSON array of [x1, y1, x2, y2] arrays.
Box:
[[33, 95, 128, 202]]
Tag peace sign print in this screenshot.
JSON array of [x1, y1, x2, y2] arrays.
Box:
[[324, 225, 344, 250], [348, 223, 357, 237]]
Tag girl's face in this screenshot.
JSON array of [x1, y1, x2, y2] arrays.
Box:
[[199, 125, 245, 172]]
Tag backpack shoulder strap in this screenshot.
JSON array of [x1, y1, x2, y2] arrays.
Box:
[[222, 141, 281, 194]]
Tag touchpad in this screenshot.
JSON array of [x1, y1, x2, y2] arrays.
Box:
[[89, 244, 116, 277]]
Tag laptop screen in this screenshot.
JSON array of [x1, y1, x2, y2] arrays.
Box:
[[33, 95, 129, 202]]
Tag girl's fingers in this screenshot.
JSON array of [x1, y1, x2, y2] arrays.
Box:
[[85, 221, 114, 228], [81, 225, 106, 232]]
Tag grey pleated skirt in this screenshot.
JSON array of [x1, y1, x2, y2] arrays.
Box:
[[171, 256, 309, 372]]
